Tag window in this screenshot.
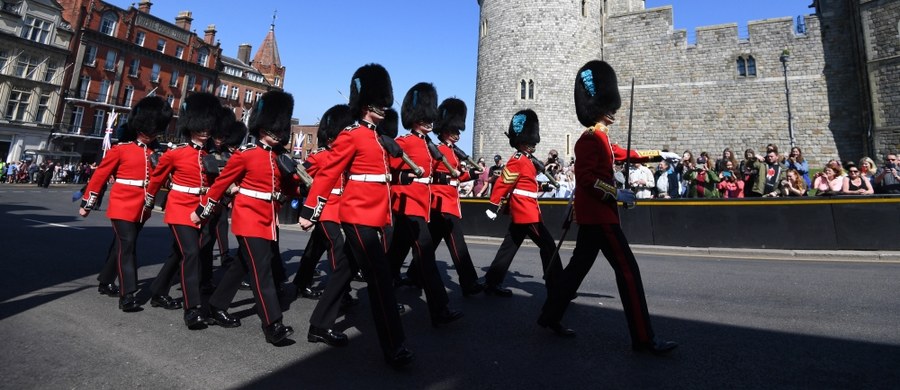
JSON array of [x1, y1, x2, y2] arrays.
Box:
[[15, 55, 40, 79], [77, 75, 90, 99], [21, 16, 52, 44], [99, 12, 117, 36], [480, 19, 487, 38], [4, 89, 31, 121], [104, 50, 117, 71], [230, 86, 239, 100], [255, 92, 262, 102], [0, 50, 8, 74], [70, 106, 84, 133], [219, 84, 228, 98], [201, 78, 210, 92], [736, 57, 746, 77], [170, 70, 179, 87], [150, 63, 160, 83], [123, 85, 134, 107], [84, 45, 98, 66], [93, 109, 106, 134], [128, 58, 139, 77], [175, 46, 184, 59], [528, 80, 535, 99], [244, 90, 253, 103], [519, 79, 535, 100], [197, 47, 209, 67], [274, 76, 281, 87], [135, 31, 146, 46], [156, 39, 166, 53], [97, 79, 111, 103], [520, 80, 526, 100], [166, 95, 174, 108], [747, 55, 757, 77], [582, 0, 588, 17], [736, 55, 757, 78], [185, 74, 196, 91], [44, 61, 58, 83], [35, 94, 51, 124]]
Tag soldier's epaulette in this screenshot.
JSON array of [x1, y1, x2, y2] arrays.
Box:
[[585, 123, 609, 135], [238, 143, 257, 151], [513, 151, 524, 159], [342, 124, 358, 132], [398, 133, 413, 139], [171, 143, 189, 149]]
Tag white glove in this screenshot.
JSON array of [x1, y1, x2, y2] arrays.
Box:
[[485, 209, 498, 220], [660, 151, 680, 160]]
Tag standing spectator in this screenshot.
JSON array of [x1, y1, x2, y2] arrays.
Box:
[[841, 163, 873, 195], [784, 146, 810, 187], [676, 150, 695, 197], [716, 160, 744, 198], [873, 154, 900, 194], [479, 154, 504, 197], [778, 168, 808, 197], [628, 162, 655, 199], [655, 159, 680, 198], [715, 147, 738, 174], [683, 156, 720, 198], [544, 149, 561, 179], [812, 166, 843, 196], [859, 157, 877, 187], [739, 149, 760, 197], [472, 158, 488, 196], [758, 151, 786, 197]]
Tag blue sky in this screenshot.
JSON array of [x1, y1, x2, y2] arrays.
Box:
[[118, 1, 813, 153]]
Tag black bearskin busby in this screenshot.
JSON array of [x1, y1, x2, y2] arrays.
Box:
[[435, 98, 467, 135], [348, 63, 393, 117], [249, 90, 294, 143], [127, 96, 173, 138], [574, 60, 621, 127], [211, 105, 235, 141], [224, 121, 248, 148], [177, 92, 221, 138], [378, 109, 400, 138], [506, 109, 540, 148], [317, 104, 353, 148], [400, 82, 438, 130]]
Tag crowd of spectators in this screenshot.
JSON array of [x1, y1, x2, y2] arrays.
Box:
[[460, 144, 900, 199], [0, 160, 96, 185]]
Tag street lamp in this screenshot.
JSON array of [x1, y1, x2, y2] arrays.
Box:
[[779, 50, 796, 148]]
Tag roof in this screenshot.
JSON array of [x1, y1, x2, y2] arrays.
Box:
[[252, 26, 281, 68]]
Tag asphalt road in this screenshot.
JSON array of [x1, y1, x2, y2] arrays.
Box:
[[1, 185, 898, 389]]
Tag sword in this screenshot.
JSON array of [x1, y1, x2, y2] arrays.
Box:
[[545, 192, 575, 276]]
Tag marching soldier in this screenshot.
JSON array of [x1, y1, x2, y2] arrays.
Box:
[[192, 91, 300, 344], [429, 98, 484, 296], [145, 93, 222, 329], [79, 96, 173, 312], [482, 110, 563, 298], [386, 83, 463, 326], [299, 64, 414, 368], [537, 60, 677, 354]]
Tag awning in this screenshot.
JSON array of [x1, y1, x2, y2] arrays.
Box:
[[23, 149, 83, 159]]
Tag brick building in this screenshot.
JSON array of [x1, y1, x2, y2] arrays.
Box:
[[54, 0, 220, 163], [0, 0, 76, 164]]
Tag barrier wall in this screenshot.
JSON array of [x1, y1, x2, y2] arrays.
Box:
[[458, 197, 900, 251]]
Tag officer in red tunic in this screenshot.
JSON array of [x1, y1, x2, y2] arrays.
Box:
[[386, 83, 463, 326], [192, 91, 300, 344], [299, 64, 414, 368], [79, 96, 173, 312], [537, 60, 677, 353], [429, 98, 484, 296], [145, 93, 221, 329], [483, 109, 563, 297]]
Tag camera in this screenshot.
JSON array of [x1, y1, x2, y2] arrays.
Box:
[[722, 171, 732, 178], [887, 163, 896, 170]]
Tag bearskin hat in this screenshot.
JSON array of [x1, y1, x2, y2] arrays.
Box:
[[574, 60, 621, 127], [249, 91, 294, 142], [348, 63, 393, 117], [224, 121, 248, 148], [435, 98, 467, 134], [378, 108, 400, 139], [127, 96, 173, 138], [400, 82, 438, 130], [211, 106, 236, 141], [506, 109, 540, 148], [177, 92, 221, 138], [317, 104, 353, 148]]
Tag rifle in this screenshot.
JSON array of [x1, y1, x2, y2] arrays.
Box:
[[378, 135, 424, 178], [525, 151, 560, 188], [450, 144, 483, 173], [425, 136, 460, 178]]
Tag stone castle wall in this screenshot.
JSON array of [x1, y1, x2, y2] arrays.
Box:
[[862, 0, 900, 159]]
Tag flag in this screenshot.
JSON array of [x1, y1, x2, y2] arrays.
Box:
[[102, 111, 119, 155], [292, 133, 302, 155]]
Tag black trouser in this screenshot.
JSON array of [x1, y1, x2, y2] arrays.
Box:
[[212, 206, 231, 259], [539, 224, 655, 344], [98, 219, 144, 296], [151, 224, 203, 309], [342, 223, 405, 356], [386, 214, 449, 317], [484, 221, 563, 289], [429, 209, 480, 289], [309, 221, 354, 329], [293, 221, 328, 288], [209, 236, 282, 326], [197, 213, 217, 287]]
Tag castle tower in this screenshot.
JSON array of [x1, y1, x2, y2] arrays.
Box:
[[252, 14, 286, 90], [474, 0, 625, 161]]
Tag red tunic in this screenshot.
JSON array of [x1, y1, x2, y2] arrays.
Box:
[[202, 143, 299, 240], [301, 122, 392, 227], [573, 125, 620, 225], [304, 148, 343, 224], [489, 152, 542, 224], [82, 141, 154, 223], [389, 132, 434, 220], [147, 143, 211, 227], [430, 142, 472, 218]]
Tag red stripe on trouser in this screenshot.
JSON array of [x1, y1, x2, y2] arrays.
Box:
[[171, 225, 191, 308], [602, 224, 650, 342], [242, 237, 270, 325], [111, 222, 124, 297], [351, 225, 394, 348], [323, 226, 337, 270]]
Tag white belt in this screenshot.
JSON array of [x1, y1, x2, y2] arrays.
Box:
[[115, 178, 146, 187], [512, 189, 538, 198], [330, 188, 343, 195], [348, 174, 391, 183], [238, 188, 273, 201], [449, 180, 459, 187], [412, 177, 432, 184], [170, 183, 208, 195]]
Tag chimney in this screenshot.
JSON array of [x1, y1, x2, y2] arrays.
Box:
[[238, 44, 252, 64], [138, 0, 152, 13], [204, 24, 217, 44], [175, 11, 193, 31]]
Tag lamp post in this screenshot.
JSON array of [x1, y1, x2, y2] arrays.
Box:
[[779, 50, 796, 148]]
